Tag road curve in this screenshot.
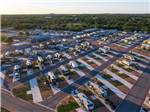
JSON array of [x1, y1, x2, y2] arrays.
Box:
[[1, 89, 54, 112]]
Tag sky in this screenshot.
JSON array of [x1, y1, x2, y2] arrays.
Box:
[[0, 0, 149, 14]]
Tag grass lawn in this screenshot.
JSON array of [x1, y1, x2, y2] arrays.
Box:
[[116, 63, 124, 67], [117, 73, 128, 79], [12, 84, 32, 101], [57, 101, 79, 112], [124, 67, 134, 72], [87, 60, 95, 65], [103, 74, 113, 79], [55, 71, 61, 77], [65, 70, 76, 76], [110, 67, 119, 73], [110, 80, 122, 86]]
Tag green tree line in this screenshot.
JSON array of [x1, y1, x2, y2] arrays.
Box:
[[1, 14, 150, 32]]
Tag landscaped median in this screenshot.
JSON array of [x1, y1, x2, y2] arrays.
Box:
[[57, 97, 79, 112], [12, 83, 33, 101]]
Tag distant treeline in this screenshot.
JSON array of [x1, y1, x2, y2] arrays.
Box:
[[1, 14, 150, 32]]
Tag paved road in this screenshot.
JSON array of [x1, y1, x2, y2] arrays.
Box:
[[2, 35, 148, 111], [12, 34, 127, 87], [1, 89, 54, 112], [41, 91, 68, 109], [12, 47, 98, 86], [115, 63, 150, 112], [41, 36, 149, 109], [1, 33, 126, 111], [41, 53, 122, 109]]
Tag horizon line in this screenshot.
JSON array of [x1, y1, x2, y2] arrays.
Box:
[[2, 13, 150, 15]]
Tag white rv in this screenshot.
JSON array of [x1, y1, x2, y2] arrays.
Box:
[[87, 81, 108, 97], [99, 47, 107, 53], [37, 56, 44, 63], [59, 65, 69, 73], [47, 71, 56, 83], [77, 93, 94, 111], [69, 61, 78, 68], [26, 59, 32, 66], [14, 65, 20, 71], [123, 54, 135, 61], [121, 59, 133, 66], [13, 72, 20, 82]]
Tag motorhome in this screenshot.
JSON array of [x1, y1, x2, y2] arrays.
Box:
[[141, 39, 150, 50], [37, 56, 44, 63], [47, 54, 52, 59], [14, 65, 20, 71], [69, 61, 78, 68], [59, 65, 68, 72], [98, 47, 107, 54], [77, 93, 94, 111], [87, 81, 108, 97], [148, 97, 150, 105], [13, 72, 20, 82], [47, 71, 56, 83], [123, 54, 135, 61], [54, 52, 61, 58], [103, 46, 111, 51], [26, 59, 32, 66], [5, 51, 11, 56], [121, 59, 133, 66]]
